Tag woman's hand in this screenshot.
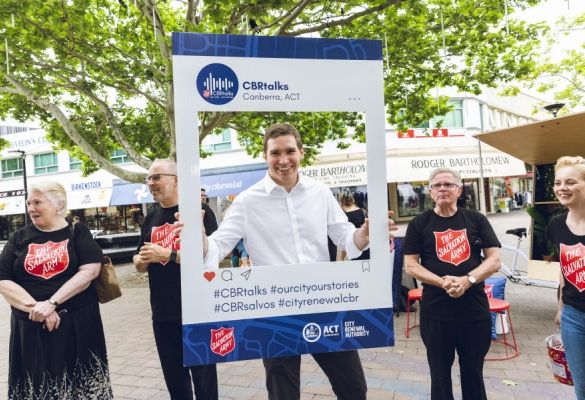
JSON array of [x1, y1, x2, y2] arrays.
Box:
[[555, 309, 562, 326], [43, 311, 61, 332], [28, 300, 56, 322]]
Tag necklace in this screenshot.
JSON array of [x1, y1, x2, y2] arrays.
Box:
[[35, 222, 69, 233]]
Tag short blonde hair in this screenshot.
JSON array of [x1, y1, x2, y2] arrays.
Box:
[[29, 181, 68, 216], [555, 156, 585, 180]]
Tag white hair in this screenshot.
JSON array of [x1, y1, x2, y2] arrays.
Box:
[[29, 181, 68, 216]]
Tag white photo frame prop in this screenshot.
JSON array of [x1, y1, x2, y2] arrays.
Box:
[[172, 33, 393, 366]]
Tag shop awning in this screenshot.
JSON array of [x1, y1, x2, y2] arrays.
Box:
[[110, 183, 154, 206], [299, 160, 367, 188], [475, 111, 585, 165], [68, 188, 113, 210], [202, 168, 266, 197], [386, 151, 526, 183], [0, 190, 26, 216]]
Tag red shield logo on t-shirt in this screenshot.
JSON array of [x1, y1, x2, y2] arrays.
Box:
[[24, 240, 70, 280], [484, 284, 493, 298], [150, 223, 180, 266], [560, 243, 585, 292], [210, 327, 235, 356], [434, 228, 470, 266]]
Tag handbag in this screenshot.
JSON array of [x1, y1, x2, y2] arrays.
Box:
[[94, 256, 122, 303], [71, 224, 122, 303]]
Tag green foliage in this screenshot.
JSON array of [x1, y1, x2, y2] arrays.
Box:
[[0, 137, 8, 151], [525, 12, 585, 109], [0, 0, 544, 182], [526, 205, 565, 258]]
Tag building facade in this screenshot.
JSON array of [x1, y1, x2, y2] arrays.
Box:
[[0, 89, 552, 237]]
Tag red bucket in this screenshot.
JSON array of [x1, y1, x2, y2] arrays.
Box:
[[545, 334, 573, 386]]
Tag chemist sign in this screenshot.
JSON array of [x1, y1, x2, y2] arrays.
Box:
[[173, 33, 392, 366]]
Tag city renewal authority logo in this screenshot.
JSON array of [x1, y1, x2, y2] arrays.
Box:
[[196, 63, 238, 105]]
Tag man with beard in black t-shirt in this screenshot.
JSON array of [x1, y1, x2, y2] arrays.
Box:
[[133, 159, 218, 400]]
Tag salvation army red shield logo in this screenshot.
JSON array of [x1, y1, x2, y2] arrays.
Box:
[[560, 243, 585, 292], [150, 223, 180, 265], [210, 327, 235, 356], [24, 240, 70, 279], [434, 228, 470, 266]]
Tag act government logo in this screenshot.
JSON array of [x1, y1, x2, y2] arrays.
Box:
[[196, 63, 238, 105], [302, 322, 322, 343]]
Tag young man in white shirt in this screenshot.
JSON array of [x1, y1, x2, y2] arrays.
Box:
[[202, 123, 390, 400]]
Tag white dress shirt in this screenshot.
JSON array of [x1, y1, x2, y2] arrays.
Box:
[[204, 173, 364, 268]]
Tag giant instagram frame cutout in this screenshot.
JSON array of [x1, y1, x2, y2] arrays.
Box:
[[172, 33, 393, 366]]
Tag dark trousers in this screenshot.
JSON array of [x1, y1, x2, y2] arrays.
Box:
[[420, 317, 492, 400], [262, 350, 367, 400], [153, 320, 218, 400]]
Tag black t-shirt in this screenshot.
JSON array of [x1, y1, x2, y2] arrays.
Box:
[[548, 213, 585, 313], [202, 202, 218, 236], [403, 208, 501, 321], [135, 204, 182, 322], [0, 223, 103, 314], [344, 208, 370, 260]]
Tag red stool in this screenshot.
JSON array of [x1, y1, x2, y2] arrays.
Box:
[[405, 287, 422, 338], [486, 298, 520, 360]]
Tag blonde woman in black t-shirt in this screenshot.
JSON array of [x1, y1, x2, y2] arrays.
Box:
[[549, 156, 585, 400], [0, 181, 112, 399], [404, 168, 501, 400]]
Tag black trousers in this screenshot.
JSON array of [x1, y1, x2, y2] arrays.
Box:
[[153, 320, 218, 400], [420, 317, 492, 400], [262, 350, 367, 400]]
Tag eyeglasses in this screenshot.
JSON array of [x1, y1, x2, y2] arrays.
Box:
[[144, 174, 176, 183], [430, 182, 459, 190]]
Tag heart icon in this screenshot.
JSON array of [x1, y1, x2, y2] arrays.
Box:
[[203, 271, 216, 282]]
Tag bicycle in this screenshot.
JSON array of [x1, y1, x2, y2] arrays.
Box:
[[498, 228, 559, 289]]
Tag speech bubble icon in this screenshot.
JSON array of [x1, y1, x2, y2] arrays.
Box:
[[221, 270, 233, 282], [203, 271, 216, 282]]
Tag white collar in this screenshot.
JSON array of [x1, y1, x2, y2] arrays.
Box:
[[263, 172, 309, 194]]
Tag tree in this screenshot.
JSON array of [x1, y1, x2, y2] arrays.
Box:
[[526, 12, 585, 110], [0, 0, 543, 182]]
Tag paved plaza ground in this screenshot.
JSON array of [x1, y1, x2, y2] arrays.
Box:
[[0, 210, 576, 399]]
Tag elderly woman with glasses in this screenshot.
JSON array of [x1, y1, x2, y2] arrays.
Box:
[[403, 167, 501, 400]]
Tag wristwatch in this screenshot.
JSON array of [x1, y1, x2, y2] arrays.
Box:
[[48, 297, 60, 307], [466, 274, 477, 285], [169, 250, 178, 263]]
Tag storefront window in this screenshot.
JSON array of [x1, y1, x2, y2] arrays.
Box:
[[396, 179, 479, 219], [70, 205, 144, 234], [489, 176, 532, 213], [397, 182, 430, 218], [0, 214, 25, 239]]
